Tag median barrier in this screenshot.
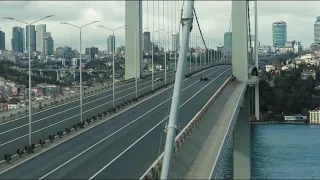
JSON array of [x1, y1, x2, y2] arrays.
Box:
[[0, 78, 136, 122], [0, 65, 227, 165], [140, 75, 232, 179], [0, 77, 177, 166]]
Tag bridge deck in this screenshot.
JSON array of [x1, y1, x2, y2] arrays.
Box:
[[168, 81, 246, 179]]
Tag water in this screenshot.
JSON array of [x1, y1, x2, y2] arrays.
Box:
[[219, 124, 320, 179]]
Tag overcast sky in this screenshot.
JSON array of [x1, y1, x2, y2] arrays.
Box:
[[0, 1, 318, 52]]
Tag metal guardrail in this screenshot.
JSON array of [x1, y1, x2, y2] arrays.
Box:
[[0, 64, 231, 168], [0, 65, 231, 122], [141, 75, 232, 180], [0, 80, 177, 167]]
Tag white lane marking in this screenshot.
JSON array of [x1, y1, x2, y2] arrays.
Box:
[[0, 67, 217, 135], [0, 66, 224, 175], [0, 80, 167, 147], [139, 75, 232, 180], [88, 68, 231, 179], [0, 77, 176, 175], [0, 79, 164, 136], [0, 70, 175, 126], [0, 67, 219, 176], [88, 118, 168, 180], [38, 68, 230, 179], [0, 67, 217, 147]]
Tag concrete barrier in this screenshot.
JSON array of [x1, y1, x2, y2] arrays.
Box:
[[0, 78, 176, 167], [0, 64, 229, 123], [140, 75, 232, 180]]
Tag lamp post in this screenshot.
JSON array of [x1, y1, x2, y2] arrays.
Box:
[[4, 15, 55, 146], [97, 25, 126, 108], [61, 21, 99, 123], [152, 29, 164, 90]]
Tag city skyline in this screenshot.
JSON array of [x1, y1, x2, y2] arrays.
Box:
[[0, 1, 319, 51]]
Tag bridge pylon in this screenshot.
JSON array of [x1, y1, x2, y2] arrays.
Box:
[[231, 1, 251, 179]]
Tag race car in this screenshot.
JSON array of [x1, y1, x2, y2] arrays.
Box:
[[154, 78, 163, 82], [200, 77, 208, 81]]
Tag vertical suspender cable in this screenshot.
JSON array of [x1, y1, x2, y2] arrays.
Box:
[[174, 1, 177, 71], [152, 0, 154, 90], [147, 0, 149, 30], [163, 0, 167, 84]]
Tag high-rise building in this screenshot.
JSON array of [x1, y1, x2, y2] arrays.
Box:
[[107, 35, 115, 54], [143, 31, 151, 53], [46, 32, 51, 38], [171, 33, 180, 52], [26, 25, 36, 52], [36, 24, 46, 53], [0, 30, 5, 50], [314, 16, 320, 44], [11, 27, 24, 52], [44, 32, 54, 56], [56, 46, 73, 59], [224, 32, 232, 49], [272, 21, 287, 48], [85, 46, 98, 59]]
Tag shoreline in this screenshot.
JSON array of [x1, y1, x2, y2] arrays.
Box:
[[250, 121, 317, 125]]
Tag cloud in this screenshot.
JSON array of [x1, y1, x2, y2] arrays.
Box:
[[0, 1, 318, 52]]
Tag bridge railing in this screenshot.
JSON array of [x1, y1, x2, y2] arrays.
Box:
[[141, 74, 233, 180], [0, 64, 228, 165]]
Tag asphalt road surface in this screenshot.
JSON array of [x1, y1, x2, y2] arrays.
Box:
[[0, 66, 211, 159], [0, 65, 231, 179], [0, 69, 179, 157]]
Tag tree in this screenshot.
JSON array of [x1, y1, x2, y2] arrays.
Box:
[[8, 98, 20, 104], [0, 97, 7, 103]]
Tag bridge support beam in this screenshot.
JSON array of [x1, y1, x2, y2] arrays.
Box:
[[255, 83, 260, 120], [233, 90, 251, 179], [125, 0, 142, 80], [232, 1, 248, 82]]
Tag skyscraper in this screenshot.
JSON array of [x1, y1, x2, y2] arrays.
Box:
[[12, 26, 25, 52], [26, 25, 36, 52], [107, 35, 115, 54], [36, 24, 46, 53], [0, 30, 5, 50], [171, 33, 180, 52], [314, 16, 320, 44], [85, 46, 98, 59], [44, 32, 54, 56], [224, 32, 232, 49], [143, 31, 151, 53], [272, 21, 287, 48]]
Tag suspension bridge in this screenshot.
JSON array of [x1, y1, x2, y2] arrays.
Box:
[[0, 1, 259, 179]]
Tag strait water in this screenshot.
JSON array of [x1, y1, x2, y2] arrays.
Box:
[[220, 124, 320, 179]]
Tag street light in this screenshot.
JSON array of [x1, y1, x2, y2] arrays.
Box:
[[135, 28, 147, 98], [3, 15, 55, 146], [61, 20, 99, 124], [152, 29, 164, 90], [166, 30, 175, 73], [97, 24, 126, 108]]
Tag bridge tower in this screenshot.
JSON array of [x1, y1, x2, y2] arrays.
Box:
[[231, 1, 260, 179], [125, 0, 143, 80]]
